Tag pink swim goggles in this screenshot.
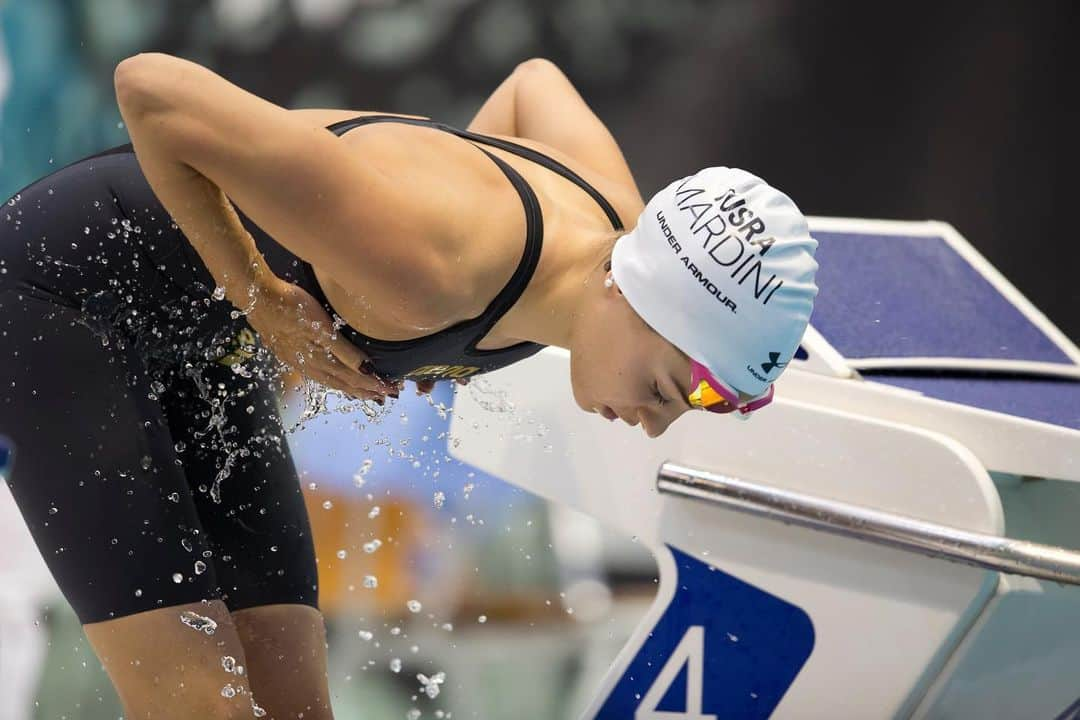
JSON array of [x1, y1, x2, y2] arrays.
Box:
[[688, 359, 774, 420]]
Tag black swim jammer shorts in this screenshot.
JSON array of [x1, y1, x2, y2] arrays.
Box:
[[0, 144, 320, 624]]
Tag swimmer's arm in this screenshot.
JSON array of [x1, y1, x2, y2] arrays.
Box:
[[111, 109, 268, 305], [469, 58, 643, 204], [112, 53, 459, 313]]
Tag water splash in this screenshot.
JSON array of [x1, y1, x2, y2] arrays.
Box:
[[179, 610, 218, 635], [417, 671, 446, 699], [466, 377, 515, 413]]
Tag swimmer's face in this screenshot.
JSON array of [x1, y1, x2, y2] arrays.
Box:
[[570, 276, 696, 438]]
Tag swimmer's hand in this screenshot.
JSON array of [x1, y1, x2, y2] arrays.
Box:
[[414, 377, 471, 396], [246, 276, 399, 402]]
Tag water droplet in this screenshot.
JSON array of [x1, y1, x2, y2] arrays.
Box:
[[478, 614, 487, 624], [322, 500, 334, 510], [390, 657, 402, 673], [172, 573, 183, 583], [353, 459, 374, 488], [134, 588, 143, 597], [417, 670, 446, 699], [406, 599, 422, 613], [221, 683, 236, 698], [222, 656, 237, 673], [433, 491, 446, 509], [211, 286, 226, 301], [336, 549, 348, 559], [362, 575, 378, 589], [363, 539, 382, 554], [368, 506, 380, 519], [358, 630, 374, 641], [194, 560, 207, 575]]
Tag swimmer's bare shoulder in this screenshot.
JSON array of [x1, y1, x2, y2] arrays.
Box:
[[284, 107, 526, 335]]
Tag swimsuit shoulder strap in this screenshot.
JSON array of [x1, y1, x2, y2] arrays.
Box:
[[315, 114, 544, 351]]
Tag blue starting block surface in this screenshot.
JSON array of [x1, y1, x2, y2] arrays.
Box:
[[806, 225, 1080, 431], [810, 231, 1074, 365]]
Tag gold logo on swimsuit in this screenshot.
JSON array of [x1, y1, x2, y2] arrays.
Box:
[[217, 327, 257, 366], [406, 364, 481, 379]]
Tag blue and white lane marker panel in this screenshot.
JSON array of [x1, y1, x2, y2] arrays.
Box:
[[595, 546, 815, 719]]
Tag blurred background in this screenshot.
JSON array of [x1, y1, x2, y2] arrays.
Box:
[[1, 1, 1077, 718]]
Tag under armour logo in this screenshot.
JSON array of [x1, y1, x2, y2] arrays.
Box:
[[761, 352, 787, 375]]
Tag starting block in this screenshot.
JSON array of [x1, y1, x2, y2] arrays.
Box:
[[448, 218, 1080, 719]]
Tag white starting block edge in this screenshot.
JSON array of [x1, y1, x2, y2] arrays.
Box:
[[780, 367, 1080, 483]]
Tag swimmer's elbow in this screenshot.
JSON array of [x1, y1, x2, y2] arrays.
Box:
[[113, 53, 189, 117]]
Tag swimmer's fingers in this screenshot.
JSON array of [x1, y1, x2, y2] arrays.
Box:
[[311, 337, 397, 395], [306, 344, 394, 400], [309, 322, 400, 395], [321, 331, 369, 374]]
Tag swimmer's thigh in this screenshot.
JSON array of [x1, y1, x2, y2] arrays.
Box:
[[0, 293, 224, 622], [161, 357, 318, 614], [0, 296, 265, 716], [162, 359, 331, 715]]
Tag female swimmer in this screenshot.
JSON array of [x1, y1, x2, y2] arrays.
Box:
[[0, 54, 816, 718]]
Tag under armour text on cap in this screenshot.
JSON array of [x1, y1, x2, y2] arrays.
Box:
[[610, 167, 819, 397]]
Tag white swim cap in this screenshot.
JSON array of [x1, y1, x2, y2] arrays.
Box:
[[610, 167, 819, 397]]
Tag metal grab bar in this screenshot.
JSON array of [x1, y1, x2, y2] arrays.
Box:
[[657, 461, 1080, 586]]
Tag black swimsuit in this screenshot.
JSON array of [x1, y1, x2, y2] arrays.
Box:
[[303, 114, 625, 381], [0, 113, 622, 624]]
